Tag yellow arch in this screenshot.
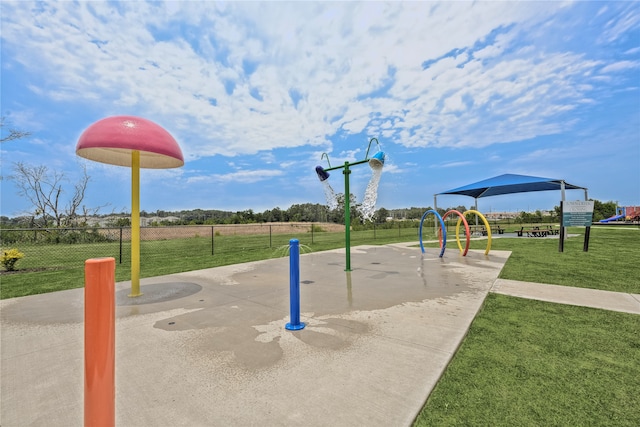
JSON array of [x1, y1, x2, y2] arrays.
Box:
[[456, 209, 492, 255]]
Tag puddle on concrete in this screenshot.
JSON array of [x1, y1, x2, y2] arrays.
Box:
[[1, 282, 204, 324], [116, 282, 202, 306], [2, 245, 508, 372], [149, 246, 506, 371]]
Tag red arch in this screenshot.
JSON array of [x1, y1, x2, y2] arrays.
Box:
[[442, 210, 471, 256]]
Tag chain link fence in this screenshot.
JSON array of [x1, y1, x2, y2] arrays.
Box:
[[1, 222, 422, 273]]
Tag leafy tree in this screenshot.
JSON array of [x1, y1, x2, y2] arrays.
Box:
[[374, 207, 389, 223], [110, 217, 131, 227], [406, 207, 429, 220], [591, 200, 616, 222], [328, 193, 361, 224]]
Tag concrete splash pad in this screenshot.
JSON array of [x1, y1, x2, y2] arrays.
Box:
[[1, 244, 510, 426]]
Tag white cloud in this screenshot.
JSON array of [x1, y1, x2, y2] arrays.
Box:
[[600, 60, 640, 73], [598, 3, 640, 43], [431, 161, 475, 169], [1, 0, 636, 162], [187, 169, 284, 184]]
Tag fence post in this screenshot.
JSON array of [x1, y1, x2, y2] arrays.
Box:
[[311, 223, 314, 244], [119, 227, 123, 264], [211, 226, 214, 255], [84, 257, 115, 427], [269, 225, 272, 248]]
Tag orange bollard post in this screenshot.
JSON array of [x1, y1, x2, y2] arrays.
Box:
[[84, 257, 116, 427]]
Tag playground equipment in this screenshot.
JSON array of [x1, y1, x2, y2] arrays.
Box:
[[285, 239, 305, 331], [315, 138, 385, 271], [418, 209, 492, 257], [76, 116, 184, 297], [600, 206, 640, 223]]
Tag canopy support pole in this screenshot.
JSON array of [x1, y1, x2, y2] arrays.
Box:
[[560, 181, 566, 244]]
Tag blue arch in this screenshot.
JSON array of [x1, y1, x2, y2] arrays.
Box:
[[419, 209, 447, 257]]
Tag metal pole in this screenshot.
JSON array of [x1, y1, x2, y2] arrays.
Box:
[[285, 239, 305, 330], [583, 226, 591, 252], [343, 162, 352, 272], [475, 198, 479, 226], [130, 150, 142, 297], [84, 257, 115, 427], [559, 201, 565, 252], [561, 181, 567, 245]]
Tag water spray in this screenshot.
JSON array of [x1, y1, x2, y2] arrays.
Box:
[[359, 151, 385, 221]]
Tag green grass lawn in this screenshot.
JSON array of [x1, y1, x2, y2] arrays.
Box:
[[414, 225, 640, 426], [414, 293, 640, 426], [424, 226, 639, 293]]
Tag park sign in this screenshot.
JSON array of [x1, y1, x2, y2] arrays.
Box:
[[559, 200, 594, 252], [562, 200, 595, 226]]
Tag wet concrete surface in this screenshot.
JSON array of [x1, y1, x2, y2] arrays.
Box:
[[1, 244, 510, 426]]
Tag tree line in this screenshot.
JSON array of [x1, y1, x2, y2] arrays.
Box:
[[0, 195, 435, 228], [4, 199, 618, 229]]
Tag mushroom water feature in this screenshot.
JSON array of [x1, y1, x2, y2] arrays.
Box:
[[315, 137, 385, 271], [76, 116, 184, 297]]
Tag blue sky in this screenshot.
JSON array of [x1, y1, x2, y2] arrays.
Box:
[[1, 1, 639, 218]]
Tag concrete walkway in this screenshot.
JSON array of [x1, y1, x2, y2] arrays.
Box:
[[1, 243, 638, 426], [491, 278, 640, 314]]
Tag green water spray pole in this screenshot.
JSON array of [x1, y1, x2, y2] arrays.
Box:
[[324, 159, 368, 272], [318, 138, 385, 272], [343, 162, 352, 271]]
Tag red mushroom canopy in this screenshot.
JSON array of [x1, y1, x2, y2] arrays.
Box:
[[76, 116, 184, 168]]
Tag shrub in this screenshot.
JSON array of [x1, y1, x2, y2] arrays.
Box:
[[1, 248, 25, 271], [310, 224, 325, 233]]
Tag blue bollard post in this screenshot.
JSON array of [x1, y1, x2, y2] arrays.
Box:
[[285, 239, 305, 331]]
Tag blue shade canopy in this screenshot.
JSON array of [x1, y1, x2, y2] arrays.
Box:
[[437, 174, 587, 199]]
